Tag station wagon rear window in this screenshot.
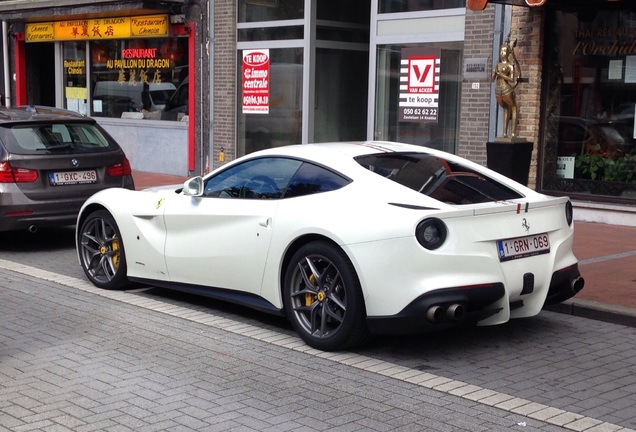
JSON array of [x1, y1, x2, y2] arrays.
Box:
[[1, 123, 116, 155], [356, 152, 523, 204]]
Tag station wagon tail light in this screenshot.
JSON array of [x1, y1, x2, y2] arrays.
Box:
[[107, 157, 132, 177], [416, 218, 447, 250], [0, 162, 39, 183]]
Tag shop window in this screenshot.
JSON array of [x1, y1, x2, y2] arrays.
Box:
[[379, 0, 465, 14], [89, 38, 188, 120], [317, 1, 370, 23], [238, 0, 304, 22], [63, 42, 88, 115], [238, 26, 304, 42], [374, 42, 463, 154], [237, 48, 303, 155], [541, 8, 636, 200], [314, 48, 368, 143]]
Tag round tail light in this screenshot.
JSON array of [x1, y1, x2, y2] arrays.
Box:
[[416, 218, 447, 250]]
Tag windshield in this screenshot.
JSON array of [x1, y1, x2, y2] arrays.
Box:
[[1, 122, 117, 155], [356, 152, 524, 204]]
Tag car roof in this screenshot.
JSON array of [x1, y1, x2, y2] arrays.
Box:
[[0, 106, 92, 124], [245, 141, 483, 173]]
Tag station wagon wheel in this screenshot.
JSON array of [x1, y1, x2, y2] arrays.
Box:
[[78, 209, 130, 290], [283, 241, 370, 351]]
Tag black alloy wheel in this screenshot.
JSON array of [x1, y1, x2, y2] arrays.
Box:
[[283, 241, 371, 351], [78, 209, 130, 290]]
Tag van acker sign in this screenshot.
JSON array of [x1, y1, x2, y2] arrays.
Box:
[[26, 15, 168, 42]]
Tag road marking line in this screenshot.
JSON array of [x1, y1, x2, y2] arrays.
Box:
[[2, 258, 634, 432], [579, 249, 636, 266]]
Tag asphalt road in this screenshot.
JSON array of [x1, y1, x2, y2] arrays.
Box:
[[1, 227, 635, 432]]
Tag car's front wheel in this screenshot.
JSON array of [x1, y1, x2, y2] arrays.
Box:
[[77, 209, 130, 290], [283, 241, 370, 351]]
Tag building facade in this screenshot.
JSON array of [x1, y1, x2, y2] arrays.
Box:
[[0, 0, 633, 224]]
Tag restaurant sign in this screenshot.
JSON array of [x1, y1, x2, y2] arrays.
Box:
[[26, 15, 168, 42]]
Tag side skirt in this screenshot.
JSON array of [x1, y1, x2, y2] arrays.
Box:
[[128, 277, 286, 317]]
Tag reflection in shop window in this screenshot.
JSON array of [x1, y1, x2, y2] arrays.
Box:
[[90, 38, 188, 120], [541, 8, 636, 200]]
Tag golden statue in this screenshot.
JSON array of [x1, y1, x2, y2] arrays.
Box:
[[492, 36, 521, 139]]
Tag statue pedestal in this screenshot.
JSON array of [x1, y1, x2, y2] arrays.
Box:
[[486, 138, 533, 186]]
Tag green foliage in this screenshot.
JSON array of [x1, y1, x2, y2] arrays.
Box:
[[575, 144, 635, 183]]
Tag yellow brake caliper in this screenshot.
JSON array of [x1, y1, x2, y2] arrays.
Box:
[[111, 235, 120, 269], [305, 274, 317, 306]]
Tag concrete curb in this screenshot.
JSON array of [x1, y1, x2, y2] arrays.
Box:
[[545, 298, 636, 328]]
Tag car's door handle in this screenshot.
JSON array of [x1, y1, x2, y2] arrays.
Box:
[[259, 217, 272, 228]]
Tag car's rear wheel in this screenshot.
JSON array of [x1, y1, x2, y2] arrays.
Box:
[[78, 209, 130, 290], [283, 241, 370, 351]]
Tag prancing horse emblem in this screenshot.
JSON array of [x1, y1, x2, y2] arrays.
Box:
[[522, 218, 530, 232]]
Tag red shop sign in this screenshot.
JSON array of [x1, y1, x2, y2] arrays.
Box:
[[242, 49, 270, 114]]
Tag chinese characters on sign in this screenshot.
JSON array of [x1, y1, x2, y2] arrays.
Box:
[[25, 15, 168, 42], [399, 48, 441, 123], [106, 47, 168, 87], [242, 49, 270, 114]]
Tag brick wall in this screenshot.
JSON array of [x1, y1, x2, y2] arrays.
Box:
[[458, 5, 495, 166], [459, 5, 545, 188], [212, 0, 237, 169], [510, 6, 544, 189]]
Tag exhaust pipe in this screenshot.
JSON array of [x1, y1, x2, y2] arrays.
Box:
[[27, 224, 38, 234], [426, 305, 444, 323], [571, 276, 585, 294], [446, 304, 464, 321]]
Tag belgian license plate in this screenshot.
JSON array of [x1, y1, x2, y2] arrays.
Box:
[[49, 170, 97, 186], [497, 233, 550, 262]]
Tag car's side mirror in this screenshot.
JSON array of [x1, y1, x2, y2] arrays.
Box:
[[182, 176, 204, 197]]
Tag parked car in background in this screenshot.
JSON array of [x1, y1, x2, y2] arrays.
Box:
[[76, 141, 583, 351], [161, 76, 188, 121], [93, 81, 176, 118], [557, 116, 633, 157], [0, 106, 135, 232]]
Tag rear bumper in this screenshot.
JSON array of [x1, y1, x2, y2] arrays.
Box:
[[543, 263, 585, 306], [0, 199, 85, 231], [366, 283, 505, 335], [0, 177, 134, 232], [366, 264, 584, 336]]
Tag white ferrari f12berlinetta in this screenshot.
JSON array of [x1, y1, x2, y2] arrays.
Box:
[[76, 141, 584, 351]]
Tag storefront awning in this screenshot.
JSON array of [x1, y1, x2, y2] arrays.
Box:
[[468, 0, 626, 11], [0, 0, 184, 21]]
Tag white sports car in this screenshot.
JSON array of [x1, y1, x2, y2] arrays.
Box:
[[76, 141, 584, 351]]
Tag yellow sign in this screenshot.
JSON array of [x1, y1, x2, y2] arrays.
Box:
[[131, 16, 169, 37], [25, 23, 55, 42], [65, 87, 87, 100], [25, 15, 169, 42]]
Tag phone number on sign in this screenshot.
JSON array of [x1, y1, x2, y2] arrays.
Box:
[[403, 108, 437, 116]]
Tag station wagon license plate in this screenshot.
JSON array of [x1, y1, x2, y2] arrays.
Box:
[[497, 233, 550, 262], [49, 170, 97, 186]]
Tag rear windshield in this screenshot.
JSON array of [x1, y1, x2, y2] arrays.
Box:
[[0, 122, 117, 155], [355, 152, 523, 204]]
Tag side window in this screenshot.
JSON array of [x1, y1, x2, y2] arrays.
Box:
[[284, 162, 350, 198], [203, 157, 302, 199]]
